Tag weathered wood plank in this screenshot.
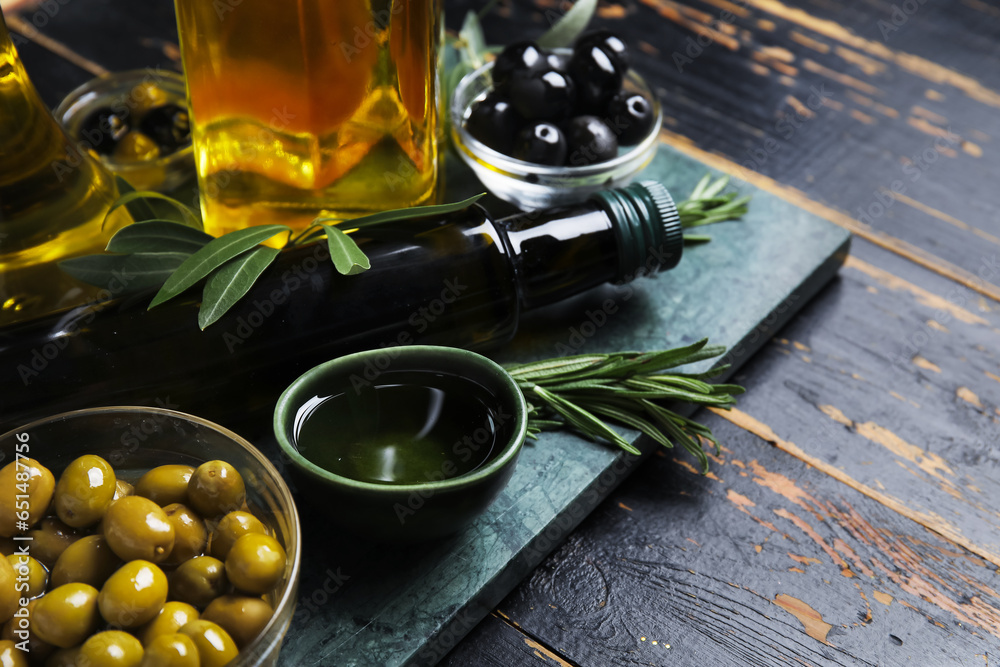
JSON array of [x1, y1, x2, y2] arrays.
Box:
[[706, 235, 1000, 568], [492, 414, 1000, 666]]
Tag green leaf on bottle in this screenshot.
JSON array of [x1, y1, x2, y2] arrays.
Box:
[[106, 221, 215, 255], [148, 224, 290, 309], [198, 246, 281, 329], [60, 251, 191, 291], [321, 224, 371, 276], [337, 193, 486, 230], [536, 0, 598, 49]]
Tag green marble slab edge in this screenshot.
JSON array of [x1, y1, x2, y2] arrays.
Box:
[[276, 142, 852, 666]]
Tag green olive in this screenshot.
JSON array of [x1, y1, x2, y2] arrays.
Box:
[[54, 455, 116, 529], [178, 620, 238, 667], [99, 560, 168, 628], [44, 646, 82, 667], [32, 583, 100, 648], [225, 533, 285, 595], [0, 639, 28, 667], [138, 633, 199, 667], [169, 557, 227, 609], [103, 496, 175, 563], [50, 534, 121, 589], [26, 518, 83, 567], [187, 462, 245, 518], [2, 598, 54, 659], [6, 554, 47, 599], [115, 479, 135, 500], [135, 466, 195, 508], [0, 458, 56, 536], [0, 555, 16, 625], [209, 510, 267, 560], [136, 601, 199, 647], [78, 630, 144, 667], [202, 595, 273, 648], [161, 504, 206, 566]]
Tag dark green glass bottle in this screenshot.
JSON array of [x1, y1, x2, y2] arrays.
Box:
[[0, 181, 682, 433]]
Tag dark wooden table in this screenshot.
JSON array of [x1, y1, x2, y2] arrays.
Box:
[[6, 0, 1000, 664]]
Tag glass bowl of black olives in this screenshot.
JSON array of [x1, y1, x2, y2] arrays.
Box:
[[54, 70, 194, 192], [0, 407, 301, 666], [451, 32, 662, 209]]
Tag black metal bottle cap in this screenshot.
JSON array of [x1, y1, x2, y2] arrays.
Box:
[[589, 180, 683, 281]]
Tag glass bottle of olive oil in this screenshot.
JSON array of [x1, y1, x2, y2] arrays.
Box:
[[0, 182, 681, 433], [173, 0, 442, 237], [0, 14, 129, 326]]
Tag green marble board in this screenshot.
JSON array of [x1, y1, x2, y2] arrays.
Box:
[[269, 142, 851, 666]]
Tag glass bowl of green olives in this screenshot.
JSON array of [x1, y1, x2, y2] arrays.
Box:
[[450, 34, 662, 210], [0, 407, 300, 667], [54, 69, 195, 193]]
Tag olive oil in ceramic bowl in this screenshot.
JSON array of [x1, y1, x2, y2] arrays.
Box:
[[274, 346, 528, 542]]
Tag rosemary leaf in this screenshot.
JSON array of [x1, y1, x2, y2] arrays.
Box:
[[532, 385, 640, 455], [505, 355, 607, 381], [587, 403, 674, 449]]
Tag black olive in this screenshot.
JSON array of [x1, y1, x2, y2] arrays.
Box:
[[574, 30, 630, 72], [606, 92, 655, 146], [77, 107, 130, 155], [512, 122, 567, 165], [465, 93, 523, 154], [508, 68, 577, 121], [568, 45, 624, 113], [492, 42, 546, 96], [564, 115, 618, 166], [138, 104, 191, 153]]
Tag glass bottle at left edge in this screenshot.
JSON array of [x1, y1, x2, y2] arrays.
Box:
[[0, 12, 130, 326]]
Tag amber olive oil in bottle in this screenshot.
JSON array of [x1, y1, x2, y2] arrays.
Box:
[[0, 182, 682, 433], [0, 14, 129, 326], [173, 0, 442, 236]]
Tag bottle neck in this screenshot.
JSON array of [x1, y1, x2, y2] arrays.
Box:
[[497, 181, 683, 311], [498, 202, 620, 311]]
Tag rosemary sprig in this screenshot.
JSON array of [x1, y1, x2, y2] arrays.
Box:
[[680, 174, 750, 233], [503, 338, 743, 472]]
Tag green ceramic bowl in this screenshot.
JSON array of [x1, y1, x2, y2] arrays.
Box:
[[273, 346, 528, 542]]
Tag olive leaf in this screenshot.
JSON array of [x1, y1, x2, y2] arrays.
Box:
[[458, 10, 489, 70], [536, 0, 599, 49], [112, 176, 158, 225], [321, 224, 371, 276], [60, 252, 191, 292], [106, 221, 214, 255], [148, 224, 290, 309], [333, 193, 486, 230], [198, 246, 281, 329], [108, 177, 202, 230]]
